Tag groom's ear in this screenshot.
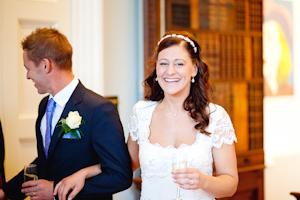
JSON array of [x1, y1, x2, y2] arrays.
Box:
[[42, 58, 52, 74]]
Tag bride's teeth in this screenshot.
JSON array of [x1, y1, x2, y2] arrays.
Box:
[[165, 78, 179, 82]]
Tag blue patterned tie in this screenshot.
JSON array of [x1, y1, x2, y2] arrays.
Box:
[[45, 98, 56, 159]]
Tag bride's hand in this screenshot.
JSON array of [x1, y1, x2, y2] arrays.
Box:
[[172, 167, 208, 190], [53, 170, 86, 200], [53, 164, 101, 200]]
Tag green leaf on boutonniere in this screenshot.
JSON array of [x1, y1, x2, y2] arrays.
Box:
[[56, 111, 85, 140]]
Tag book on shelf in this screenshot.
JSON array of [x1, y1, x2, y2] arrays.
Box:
[[232, 35, 238, 79], [208, 34, 220, 80], [252, 37, 263, 78], [199, 0, 210, 29], [235, 0, 245, 31], [212, 34, 221, 80], [248, 82, 263, 149], [229, 35, 245, 80], [171, 0, 191, 28], [226, 35, 233, 79], [226, 0, 235, 30], [208, 0, 218, 30], [244, 37, 253, 80], [219, 0, 235, 30], [220, 35, 227, 80], [191, 0, 199, 29], [249, 0, 262, 31], [237, 36, 245, 78], [197, 33, 221, 80], [219, 0, 227, 30], [231, 82, 249, 151]]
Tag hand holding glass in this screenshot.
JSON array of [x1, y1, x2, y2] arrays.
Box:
[[172, 153, 187, 200], [24, 164, 38, 182]]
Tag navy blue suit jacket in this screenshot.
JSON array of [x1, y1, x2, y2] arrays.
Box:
[[2, 82, 132, 200]]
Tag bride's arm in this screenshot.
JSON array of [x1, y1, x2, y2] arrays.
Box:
[[204, 143, 238, 197], [127, 134, 140, 172]]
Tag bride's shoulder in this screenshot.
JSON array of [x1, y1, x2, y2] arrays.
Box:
[[133, 100, 158, 111], [207, 103, 228, 115]]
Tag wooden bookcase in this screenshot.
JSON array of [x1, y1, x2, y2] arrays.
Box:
[[141, 0, 264, 199]]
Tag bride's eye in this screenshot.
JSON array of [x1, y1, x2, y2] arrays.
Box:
[[174, 62, 184, 67], [159, 62, 168, 66]]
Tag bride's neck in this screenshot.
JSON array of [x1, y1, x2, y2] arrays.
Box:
[[160, 97, 186, 115]]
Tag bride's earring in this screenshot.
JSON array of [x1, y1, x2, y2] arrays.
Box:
[[191, 77, 195, 83], [155, 77, 158, 81]]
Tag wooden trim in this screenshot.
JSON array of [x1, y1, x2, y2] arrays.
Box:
[[190, 0, 199, 29], [238, 164, 265, 173], [143, 0, 160, 78], [165, 0, 172, 31]]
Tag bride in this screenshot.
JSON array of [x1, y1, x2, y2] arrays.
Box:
[[127, 31, 238, 200]]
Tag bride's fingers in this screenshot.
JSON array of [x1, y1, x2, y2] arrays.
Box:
[[173, 167, 198, 176], [67, 185, 82, 200], [53, 181, 62, 195], [178, 178, 198, 190], [173, 168, 198, 180]]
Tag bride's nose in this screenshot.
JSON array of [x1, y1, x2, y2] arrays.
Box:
[[166, 64, 176, 75]]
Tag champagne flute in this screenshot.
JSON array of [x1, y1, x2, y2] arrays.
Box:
[[172, 153, 187, 200], [24, 164, 38, 182]]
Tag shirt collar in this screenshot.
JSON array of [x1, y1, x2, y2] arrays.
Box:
[[49, 76, 79, 107]]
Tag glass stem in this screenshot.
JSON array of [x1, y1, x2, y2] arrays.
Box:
[[176, 184, 180, 199]]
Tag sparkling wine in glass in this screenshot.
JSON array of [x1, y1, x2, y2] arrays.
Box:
[[172, 153, 187, 200], [24, 164, 38, 182]]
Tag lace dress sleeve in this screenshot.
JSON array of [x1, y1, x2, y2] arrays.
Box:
[[212, 105, 237, 148], [128, 103, 139, 141]]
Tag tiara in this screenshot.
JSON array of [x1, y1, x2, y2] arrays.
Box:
[[157, 34, 197, 53]]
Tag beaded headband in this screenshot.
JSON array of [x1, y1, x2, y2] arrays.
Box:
[[157, 34, 197, 53]]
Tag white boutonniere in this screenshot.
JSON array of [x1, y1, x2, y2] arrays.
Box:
[[57, 111, 85, 140]]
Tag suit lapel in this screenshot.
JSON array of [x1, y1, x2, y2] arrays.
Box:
[[36, 97, 49, 163], [47, 82, 85, 162]]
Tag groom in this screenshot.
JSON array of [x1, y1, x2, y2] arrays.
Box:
[[0, 28, 132, 200]]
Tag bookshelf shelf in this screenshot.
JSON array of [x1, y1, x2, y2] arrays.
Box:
[[142, 0, 264, 199]]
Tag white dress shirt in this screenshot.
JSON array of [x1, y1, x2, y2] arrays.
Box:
[[40, 77, 79, 148]]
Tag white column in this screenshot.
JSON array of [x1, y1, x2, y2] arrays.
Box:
[[71, 0, 104, 95]]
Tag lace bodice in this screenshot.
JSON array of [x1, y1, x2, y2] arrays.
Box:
[[128, 101, 237, 200]]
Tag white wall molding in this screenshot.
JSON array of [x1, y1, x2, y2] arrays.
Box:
[[71, 0, 104, 95]]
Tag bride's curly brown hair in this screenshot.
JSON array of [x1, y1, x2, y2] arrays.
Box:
[[143, 31, 213, 135]]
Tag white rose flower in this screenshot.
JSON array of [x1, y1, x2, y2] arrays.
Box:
[[66, 111, 82, 129]]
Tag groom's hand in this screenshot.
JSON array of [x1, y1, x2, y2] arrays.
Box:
[[22, 179, 54, 200]]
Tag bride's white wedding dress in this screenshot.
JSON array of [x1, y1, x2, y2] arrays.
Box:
[[128, 101, 237, 200]]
